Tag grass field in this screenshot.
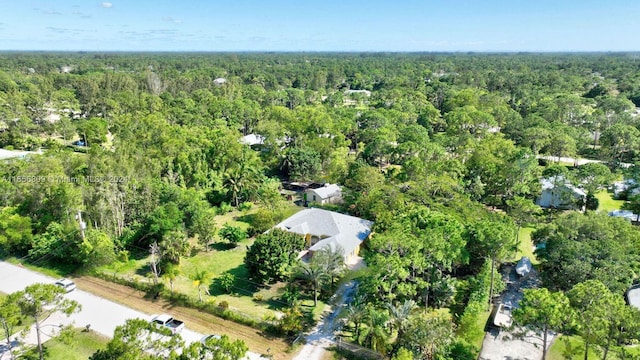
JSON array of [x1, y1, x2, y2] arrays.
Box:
[[548, 335, 640, 360], [44, 328, 109, 360], [595, 189, 625, 213], [97, 204, 309, 320], [510, 226, 539, 265]]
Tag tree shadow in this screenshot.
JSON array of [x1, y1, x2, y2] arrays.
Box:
[[209, 242, 236, 251], [208, 264, 257, 296]]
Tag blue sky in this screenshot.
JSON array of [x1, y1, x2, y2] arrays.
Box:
[[1, 0, 639, 51]]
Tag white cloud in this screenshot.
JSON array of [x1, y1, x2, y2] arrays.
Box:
[[101, 2, 113, 8]]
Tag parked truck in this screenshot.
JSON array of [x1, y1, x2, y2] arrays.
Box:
[[150, 314, 185, 335]]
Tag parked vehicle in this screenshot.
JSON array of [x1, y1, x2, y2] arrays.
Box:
[[200, 334, 222, 349], [493, 303, 513, 328], [150, 314, 185, 335], [54, 278, 76, 292]]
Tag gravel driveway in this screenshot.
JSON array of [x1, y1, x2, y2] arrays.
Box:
[[0, 261, 263, 360]]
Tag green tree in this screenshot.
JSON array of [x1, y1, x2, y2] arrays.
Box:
[[160, 229, 190, 265], [0, 206, 33, 254], [294, 260, 328, 306], [361, 305, 390, 354], [16, 283, 81, 360], [162, 263, 180, 294], [575, 163, 612, 195], [600, 123, 640, 167], [386, 299, 416, 353], [0, 292, 22, 360], [218, 224, 247, 245], [468, 219, 516, 310], [218, 273, 235, 294], [90, 318, 183, 360], [512, 288, 572, 360], [282, 147, 322, 181], [178, 334, 248, 360], [191, 208, 217, 252], [534, 212, 640, 292], [191, 269, 212, 303], [622, 194, 640, 223], [244, 229, 306, 284], [398, 310, 454, 360], [567, 280, 611, 360]]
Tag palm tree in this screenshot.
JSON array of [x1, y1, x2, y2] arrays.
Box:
[[315, 246, 345, 288], [386, 299, 416, 353], [295, 261, 328, 307], [191, 269, 211, 303], [162, 264, 180, 294], [362, 306, 390, 354], [160, 230, 190, 265], [344, 302, 366, 340]]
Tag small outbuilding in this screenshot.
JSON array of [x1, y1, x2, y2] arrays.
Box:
[[304, 183, 342, 205]]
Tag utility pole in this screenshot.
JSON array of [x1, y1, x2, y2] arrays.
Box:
[[75, 210, 86, 239]]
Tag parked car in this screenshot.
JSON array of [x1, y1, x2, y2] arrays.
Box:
[[200, 334, 222, 348], [150, 314, 185, 335], [54, 278, 76, 292]]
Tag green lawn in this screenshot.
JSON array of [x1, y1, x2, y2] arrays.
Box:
[[547, 335, 640, 360], [595, 189, 625, 213], [44, 328, 109, 360], [510, 226, 539, 265], [97, 205, 307, 320]]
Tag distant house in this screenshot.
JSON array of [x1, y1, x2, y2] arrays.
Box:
[[536, 176, 586, 211], [628, 285, 640, 310], [613, 179, 640, 199], [274, 208, 373, 263], [304, 184, 342, 205], [213, 77, 227, 86], [609, 210, 640, 223], [240, 134, 265, 147]]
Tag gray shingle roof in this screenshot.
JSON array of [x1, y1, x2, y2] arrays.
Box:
[[274, 208, 373, 258]]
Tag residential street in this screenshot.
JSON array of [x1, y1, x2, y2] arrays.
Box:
[[0, 261, 263, 360], [293, 280, 358, 360]]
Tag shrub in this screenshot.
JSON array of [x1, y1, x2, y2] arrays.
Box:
[[218, 300, 229, 310], [219, 202, 233, 214], [239, 202, 253, 211], [219, 224, 247, 244]]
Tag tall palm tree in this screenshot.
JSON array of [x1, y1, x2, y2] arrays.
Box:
[[191, 269, 211, 303], [295, 261, 328, 307], [162, 264, 180, 294]]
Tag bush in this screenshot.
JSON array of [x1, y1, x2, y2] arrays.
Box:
[[218, 300, 229, 310], [219, 224, 247, 244], [239, 202, 253, 211], [219, 202, 233, 214]]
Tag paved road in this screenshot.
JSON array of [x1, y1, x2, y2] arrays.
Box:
[[537, 155, 633, 168], [0, 261, 263, 360], [293, 281, 358, 360]]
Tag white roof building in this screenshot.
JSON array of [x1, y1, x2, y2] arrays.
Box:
[[274, 208, 373, 262]]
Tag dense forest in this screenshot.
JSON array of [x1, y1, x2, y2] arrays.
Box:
[[1, 52, 640, 359]]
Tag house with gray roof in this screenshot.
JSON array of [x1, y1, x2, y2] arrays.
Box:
[[536, 176, 586, 211], [274, 208, 373, 263], [304, 183, 342, 205]]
